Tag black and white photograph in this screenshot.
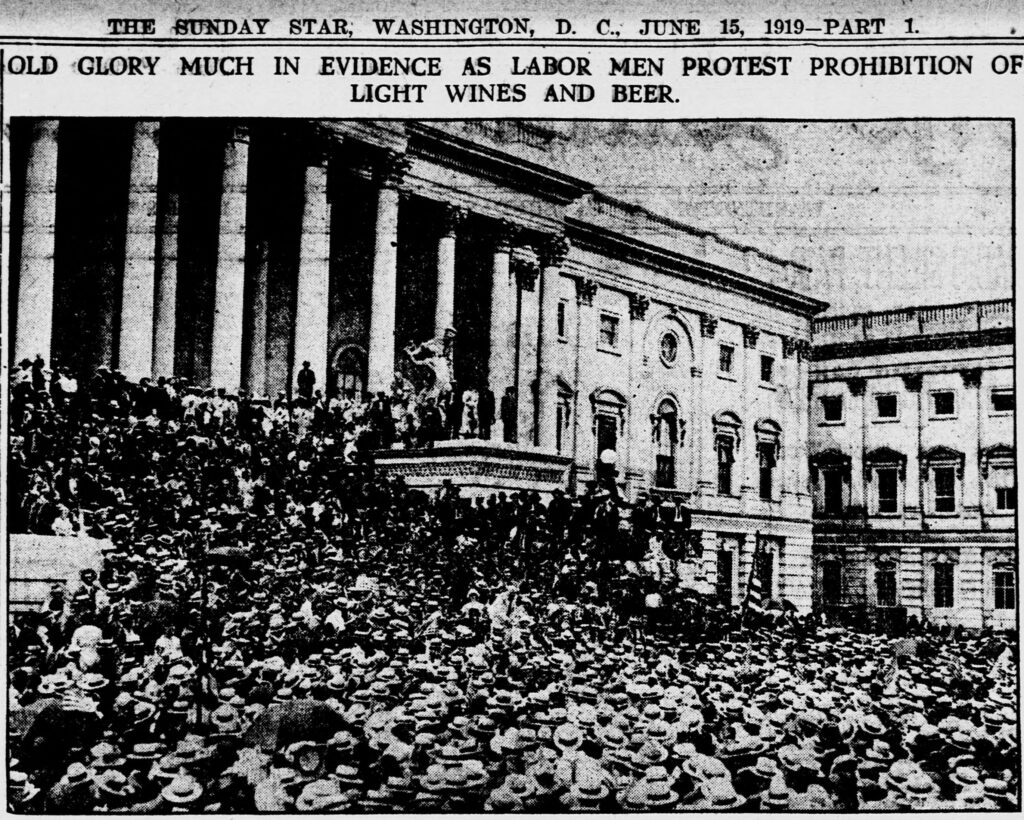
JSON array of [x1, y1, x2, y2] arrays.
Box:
[[5, 117, 1018, 812]]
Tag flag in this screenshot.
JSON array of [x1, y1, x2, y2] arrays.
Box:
[[990, 646, 1014, 679], [416, 610, 442, 641], [742, 533, 766, 619]]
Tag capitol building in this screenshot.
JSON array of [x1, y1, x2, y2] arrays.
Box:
[[8, 118, 1012, 625]]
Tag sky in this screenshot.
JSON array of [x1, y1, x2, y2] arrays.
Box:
[[525, 121, 1011, 316]]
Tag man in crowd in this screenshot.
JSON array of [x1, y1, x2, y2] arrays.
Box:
[[5, 365, 1020, 813]]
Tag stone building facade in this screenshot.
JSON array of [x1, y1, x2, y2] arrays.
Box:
[[809, 300, 1016, 630], [9, 119, 826, 610]]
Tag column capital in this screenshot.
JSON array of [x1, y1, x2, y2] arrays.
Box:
[[376, 149, 411, 190], [227, 123, 250, 144], [538, 232, 570, 269], [847, 377, 866, 397], [902, 373, 922, 392], [493, 219, 521, 253], [573, 276, 598, 306], [794, 339, 812, 362], [781, 335, 798, 358], [961, 368, 982, 388], [441, 203, 467, 238], [512, 256, 539, 292], [742, 324, 760, 349], [698, 311, 718, 338], [628, 292, 650, 321]]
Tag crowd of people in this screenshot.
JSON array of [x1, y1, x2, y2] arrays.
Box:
[[6, 361, 1020, 812]]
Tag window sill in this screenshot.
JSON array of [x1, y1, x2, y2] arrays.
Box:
[[597, 345, 622, 357], [818, 420, 846, 427], [928, 414, 957, 421], [872, 417, 900, 424], [989, 410, 1014, 418], [718, 372, 738, 382], [758, 382, 778, 392], [558, 336, 569, 344], [926, 511, 960, 518], [871, 511, 902, 518]]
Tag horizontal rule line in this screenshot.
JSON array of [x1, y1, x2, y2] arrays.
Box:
[[0, 36, 1023, 47]]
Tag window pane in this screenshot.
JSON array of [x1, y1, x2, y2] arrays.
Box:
[[656, 454, 676, 488], [995, 570, 1016, 610], [717, 438, 733, 495], [821, 396, 843, 422], [877, 468, 898, 513], [996, 486, 1016, 511], [760, 355, 774, 383], [877, 568, 897, 606], [823, 470, 844, 514], [599, 316, 618, 348], [932, 391, 955, 415], [933, 562, 954, 608], [557, 302, 567, 338], [992, 389, 1014, 413], [876, 395, 898, 418], [719, 345, 734, 374], [934, 467, 956, 512]]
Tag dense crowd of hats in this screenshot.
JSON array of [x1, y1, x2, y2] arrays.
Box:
[[7, 366, 1021, 812]]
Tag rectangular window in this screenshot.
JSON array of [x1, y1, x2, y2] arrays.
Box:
[[877, 567, 897, 607], [933, 466, 956, 513], [759, 548, 775, 598], [719, 344, 734, 375], [996, 486, 1016, 511], [877, 468, 898, 514], [821, 396, 843, 423], [995, 570, 1016, 610], [992, 388, 1015, 414], [875, 394, 898, 419], [822, 561, 842, 605], [717, 436, 734, 495], [823, 469, 844, 514], [598, 314, 619, 351], [933, 562, 955, 608], [758, 442, 776, 501], [656, 455, 676, 489], [557, 301, 567, 340], [760, 355, 774, 384], [932, 390, 955, 417]]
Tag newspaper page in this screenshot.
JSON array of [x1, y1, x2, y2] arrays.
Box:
[[1, 0, 1019, 814]]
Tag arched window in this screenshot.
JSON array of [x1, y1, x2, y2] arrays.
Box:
[[334, 347, 365, 401], [652, 398, 680, 488], [713, 412, 742, 496], [591, 389, 627, 480], [755, 419, 782, 501]]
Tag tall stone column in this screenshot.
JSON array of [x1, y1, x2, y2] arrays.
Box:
[[15, 119, 60, 367], [488, 220, 518, 406], [210, 124, 250, 391], [367, 150, 409, 395], [960, 369, 982, 524], [117, 120, 161, 383], [514, 255, 540, 445], [245, 238, 270, 396], [293, 145, 331, 396], [847, 377, 867, 514], [902, 374, 923, 525], [153, 188, 179, 379], [795, 339, 812, 503], [536, 234, 570, 452], [740, 324, 761, 497], [697, 313, 719, 494], [434, 204, 465, 339], [574, 276, 598, 475]]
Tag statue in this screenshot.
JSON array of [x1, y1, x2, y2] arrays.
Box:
[[403, 328, 456, 405]]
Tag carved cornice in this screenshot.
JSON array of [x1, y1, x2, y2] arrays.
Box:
[[742, 325, 761, 349], [441, 204, 467, 238], [376, 149, 411, 190], [847, 377, 866, 397], [628, 293, 651, 321], [494, 219, 520, 253], [782, 335, 798, 358], [902, 374, 922, 393], [574, 277, 598, 307], [699, 312, 718, 339], [961, 368, 982, 389], [513, 257, 539, 292], [538, 233, 571, 269]]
